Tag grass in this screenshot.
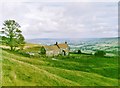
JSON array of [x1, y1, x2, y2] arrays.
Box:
[[22, 46, 41, 52], [1, 48, 119, 86]]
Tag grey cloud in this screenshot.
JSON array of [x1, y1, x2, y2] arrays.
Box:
[[0, 2, 118, 39]]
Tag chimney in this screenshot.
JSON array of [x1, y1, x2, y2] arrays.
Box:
[[55, 42, 58, 45], [65, 41, 67, 44]]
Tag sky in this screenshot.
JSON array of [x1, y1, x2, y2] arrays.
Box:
[[0, 0, 118, 39]]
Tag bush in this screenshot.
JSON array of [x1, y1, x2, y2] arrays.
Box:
[[94, 50, 106, 57], [19, 51, 30, 57], [78, 50, 81, 54], [70, 50, 82, 54], [40, 46, 46, 55]]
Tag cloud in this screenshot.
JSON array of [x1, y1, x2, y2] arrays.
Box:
[[1, 0, 119, 2], [0, 2, 118, 39]]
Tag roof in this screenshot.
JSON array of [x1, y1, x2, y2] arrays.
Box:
[[57, 43, 68, 49], [44, 45, 60, 51], [44, 43, 69, 51]]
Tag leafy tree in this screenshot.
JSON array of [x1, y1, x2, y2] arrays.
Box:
[[1, 20, 25, 51], [94, 50, 106, 57]]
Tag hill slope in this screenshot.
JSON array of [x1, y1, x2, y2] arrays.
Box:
[[2, 50, 118, 86]]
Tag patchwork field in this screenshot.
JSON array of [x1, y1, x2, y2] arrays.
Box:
[[1, 49, 119, 86]]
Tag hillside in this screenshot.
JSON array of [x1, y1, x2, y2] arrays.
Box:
[[2, 49, 118, 86]]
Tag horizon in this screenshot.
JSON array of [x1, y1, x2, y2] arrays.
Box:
[[26, 36, 119, 40]]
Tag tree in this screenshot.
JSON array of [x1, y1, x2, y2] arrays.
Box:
[[0, 36, 8, 44], [94, 50, 106, 57], [40, 46, 46, 55], [78, 50, 81, 54], [1, 20, 25, 51]]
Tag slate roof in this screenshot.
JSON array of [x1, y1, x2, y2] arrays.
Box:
[[57, 43, 68, 49], [44, 43, 68, 51]]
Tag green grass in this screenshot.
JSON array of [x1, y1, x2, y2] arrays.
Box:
[[22, 46, 42, 52], [2, 49, 119, 86]]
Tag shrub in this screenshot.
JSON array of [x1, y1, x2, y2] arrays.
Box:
[[40, 46, 46, 55], [94, 50, 106, 57], [18, 51, 30, 57], [70, 50, 82, 54], [78, 50, 81, 54]]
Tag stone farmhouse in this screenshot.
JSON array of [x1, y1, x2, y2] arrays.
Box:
[[44, 42, 69, 56]]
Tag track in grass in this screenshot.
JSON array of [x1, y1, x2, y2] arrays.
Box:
[[2, 50, 118, 86]]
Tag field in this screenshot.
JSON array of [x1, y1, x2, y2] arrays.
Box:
[[1, 48, 119, 86], [27, 38, 119, 56]]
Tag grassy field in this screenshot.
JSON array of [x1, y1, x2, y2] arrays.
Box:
[[1, 48, 119, 86]]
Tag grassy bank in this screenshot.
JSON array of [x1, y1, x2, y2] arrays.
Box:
[[1, 48, 118, 86]]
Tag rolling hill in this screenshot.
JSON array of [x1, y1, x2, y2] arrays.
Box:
[[1, 49, 118, 86]]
